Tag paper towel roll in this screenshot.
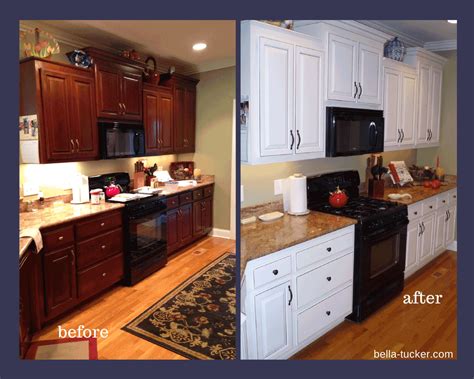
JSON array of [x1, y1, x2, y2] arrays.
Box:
[[288, 173, 308, 215]]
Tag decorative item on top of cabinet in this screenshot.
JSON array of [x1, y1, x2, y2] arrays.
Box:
[[143, 56, 161, 85], [241, 20, 325, 165], [20, 28, 60, 59], [404, 48, 447, 148], [160, 74, 198, 153], [20, 58, 98, 163], [384, 37, 406, 62], [83, 47, 146, 121]]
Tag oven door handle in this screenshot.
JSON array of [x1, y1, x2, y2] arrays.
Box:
[[363, 220, 408, 240], [127, 208, 167, 220], [133, 132, 141, 155]]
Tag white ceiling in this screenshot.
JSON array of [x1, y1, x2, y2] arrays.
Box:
[[20, 20, 236, 75], [358, 20, 457, 50]]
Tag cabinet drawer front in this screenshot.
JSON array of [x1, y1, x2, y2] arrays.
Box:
[[179, 192, 193, 205], [437, 193, 449, 208], [407, 202, 422, 221], [253, 256, 291, 289], [448, 189, 457, 205], [193, 189, 203, 200], [204, 185, 214, 198], [296, 233, 353, 271], [296, 253, 353, 309], [422, 197, 437, 215], [77, 253, 123, 300], [167, 195, 179, 209], [76, 211, 122, 240], [76, 228, 123, 270], [296, 285, 352, 344], [43, 225, 74, 251]]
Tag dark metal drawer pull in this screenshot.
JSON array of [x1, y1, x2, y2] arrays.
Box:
[[288, 285, 293, 306], [326, 310, 331, 316]]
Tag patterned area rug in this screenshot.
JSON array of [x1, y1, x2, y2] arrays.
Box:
[[123, 253, 236, 360]]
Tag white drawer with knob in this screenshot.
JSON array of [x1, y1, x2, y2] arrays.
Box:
[[448, 189, 457, 205], [407, 202, 422, 221], [437, 193, 449, 208], [253, 256, 292, 289], [422, 197, 437, 215], [296, 252, 353, 309], [296, 284, 352, 345]]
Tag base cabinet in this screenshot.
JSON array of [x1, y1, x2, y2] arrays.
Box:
[[241, 225, 355, 359]]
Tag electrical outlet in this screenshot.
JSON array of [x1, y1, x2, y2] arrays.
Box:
[[241, 185, 244, 203], [23, 182, 39, 196], [274, 179, 283, 195]]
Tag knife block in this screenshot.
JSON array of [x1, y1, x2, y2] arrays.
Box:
[[133, 172, 145, 189], [368, 179, 385, 198]]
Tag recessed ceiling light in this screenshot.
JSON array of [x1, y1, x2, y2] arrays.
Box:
[[192, 42, 207, 51], [447, 20, 457, 24]]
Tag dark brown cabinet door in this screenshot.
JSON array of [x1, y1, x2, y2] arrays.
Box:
[[167, 208, 180, 254], [96, 66, 122, 119], [193, 197, 213, 237], [183, 87, 196, 152], [144, 89, 159, 155], [173, 85, 186, 152], [40, 69, 76, 161], [43, 247, 77, 320], [121, 72, 142, 120], [178, 204, 193, 246], [69, 74, 98, 160], [202, 197, 213, 234], [158, 89, 174, 154]]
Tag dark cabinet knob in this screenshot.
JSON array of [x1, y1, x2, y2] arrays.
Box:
[[272, 269, 278, 276], [326, 311, 331, 316], [414, 211, 418, 215], [429, 206, 433, 209], [326, 247, 332, 252], [326, 276, 332, 282]]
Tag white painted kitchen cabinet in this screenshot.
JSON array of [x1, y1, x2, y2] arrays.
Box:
[[296, 21, 388, 109], [404, 48, 447, 148], [241, 225, 355, 359], [241, 20, 325, 165], [383, 58, 417, 151], [418, 212, 435, 267]]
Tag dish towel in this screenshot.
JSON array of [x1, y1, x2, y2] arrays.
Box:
[[20, 228, 43, 253]]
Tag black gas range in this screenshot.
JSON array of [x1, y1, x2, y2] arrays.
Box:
[[307, 170, 408, 322], [89, 172, 167, 286]]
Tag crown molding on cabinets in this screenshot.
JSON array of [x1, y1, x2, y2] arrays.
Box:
[[424, 40, 457, 52], [355, 20, 424, 47]]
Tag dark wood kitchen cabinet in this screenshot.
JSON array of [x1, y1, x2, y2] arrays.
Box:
[[84, 47, 145, 121], [20, 58, 99, 163], [167, 202, 193, 254], [143, 84, 174, 155], [193, 197, 213, 238]]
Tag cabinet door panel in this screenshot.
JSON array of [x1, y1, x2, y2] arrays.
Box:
[[96, 67, 121, 118], [255, 281, 292, 359], [183, 88, 196, 152], [178, 204, 193, 246], [40, 69, 75, 161], [400, 72, 417, 146], [416, 64, 431, 143], [446, 205, 456, 247], [121, 73, 142, 120], [69, 74, 98, 159], [159, 90, 174, 154], [383, 68, 401, 148], [202, 197, 212, 233], [259, 37, 294, 157], [358, 43, 382, 105], [144, 90, 159, 154], [295, 46, 324, 154], [327, 34, 358, 102], [429, 67, 442, 144], [193, 201, 204, 237], [43, 247, 77, 319], [405, 221, 419, 275], [434, 209, 447, 255], [173, 85, 186, 151], [166, 208, 180, 254], [419, 213, 435, 266]]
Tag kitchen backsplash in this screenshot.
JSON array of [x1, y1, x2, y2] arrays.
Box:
[[241, 149, 417, 207]]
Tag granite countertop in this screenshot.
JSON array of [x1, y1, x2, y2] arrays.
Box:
[[240, 211, 357, 275], [372, 182, 457, 205], [159, 175, 214, 197]]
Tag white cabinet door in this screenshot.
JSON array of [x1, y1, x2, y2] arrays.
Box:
[[400, 72, 417, 146], [419, 213, 435, 266], [383, 67, 401, 148], [327, 33, 358, 102], [446, 205, 456, 247], [434, 208, 447, 256], [295, 46, 324, 155], [259, 37, 294, 157], [416, 63, 431, 144], [255, 281, 293, 359], [405, 220, 420, 275], [240, 313, 248, 359], [429, 67, 443, 144], [358, 42, 382, 105]]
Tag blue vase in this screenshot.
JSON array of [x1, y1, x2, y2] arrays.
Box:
[[384, 37, 406, 62]]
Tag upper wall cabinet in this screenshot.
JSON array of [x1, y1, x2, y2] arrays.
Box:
[[383, 58, 417, 151], [296, 21, 385, 109], [404, 48, 447, 148], [84, 47, 145, 122], [241, 21, 325, 165], [20, 58, 98, 163]]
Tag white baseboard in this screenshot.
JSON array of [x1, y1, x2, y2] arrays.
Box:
[[210, 228, 233, 239], [447, 240, 457, 252]]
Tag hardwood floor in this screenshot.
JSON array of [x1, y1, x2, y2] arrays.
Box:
[[32, 236, 235, 360], [293, 251, 457, 360]]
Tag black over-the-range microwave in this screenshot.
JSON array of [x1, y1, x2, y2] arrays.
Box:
[[326, 107, 384, 157], [99, 121, 145, 159]]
